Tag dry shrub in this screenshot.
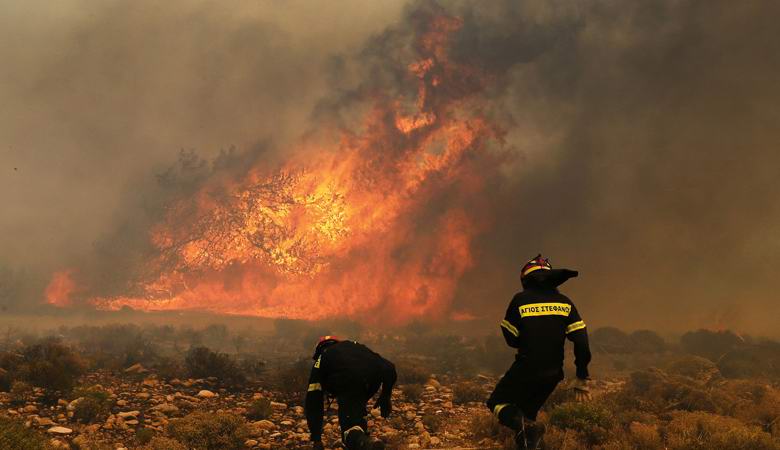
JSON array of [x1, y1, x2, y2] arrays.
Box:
[[9, 380, 32, 405], [667, 355, 721, 382], [629, 421, 663, 450], [468, 411, 514, 448], [421, 413, 443, 432], [72, 386, 112, 423], [453, 381, 485, 404], [273, 358, 311, 403], [543, 426, 585, 450], [664, 410, 779, 450], [139, 436, 187, 450], [0, 416, 46, 450], [167, 411, 249, 450], [548, 402, 614, 445], [184, 346, 245, 388], [246, 397, 273, 420], [401, 384, 424, 403], [396, 358, 431, 385]]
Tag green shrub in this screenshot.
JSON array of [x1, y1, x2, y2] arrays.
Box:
[[246, 397, 273, 421], [167, 411, 249, 450], [549, 402, 614, 445], [0, 416, 46, 450], [402, 384, 424, 403], [453, 381, 485, 404]]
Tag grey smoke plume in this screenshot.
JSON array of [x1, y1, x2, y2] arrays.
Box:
[[2, 0, 779, 336]]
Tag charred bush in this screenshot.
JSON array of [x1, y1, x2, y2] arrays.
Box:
[[184, 346, 245, 388], [167, 411, 249, 450]]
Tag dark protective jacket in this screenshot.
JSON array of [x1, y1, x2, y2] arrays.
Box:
[[304, 340, 396, 441], [500, 278, 591, 380]]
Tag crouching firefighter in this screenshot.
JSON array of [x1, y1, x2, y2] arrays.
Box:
[[487, 255, 593, 450], [305, 336, 397, 450]]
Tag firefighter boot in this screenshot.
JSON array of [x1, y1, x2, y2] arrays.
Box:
[[344, 426, 384, 450], [513, 416, 545, 450]]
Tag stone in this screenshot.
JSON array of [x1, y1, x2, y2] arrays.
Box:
[[118, 411, 140, 419], [124, 363, 147, 374], [253, 419, 276, 431], [245, 439, 259, 447], [270, 401, 287, 410], [196, 390, 217, 398], [47, 426, 73, 435], [151, 403, 179, 414]]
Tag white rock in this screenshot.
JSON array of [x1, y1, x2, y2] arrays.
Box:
[[47, 426, 73, 435]]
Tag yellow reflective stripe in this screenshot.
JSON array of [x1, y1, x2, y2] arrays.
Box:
[[566, 320, 586, 334], [522, 265, 551, 277], [501, 320, 519, 337], [314, 355, 321, 369], [493, 403, 510, 417], [519, 302, 572, 318], [308, 383, 322, 392]]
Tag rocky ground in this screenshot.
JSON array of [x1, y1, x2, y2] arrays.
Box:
[[0, 364, 623, 450]]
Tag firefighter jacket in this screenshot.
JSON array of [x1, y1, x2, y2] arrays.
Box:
[[500, 286, 591, 380], [305, 340, 396, 442]]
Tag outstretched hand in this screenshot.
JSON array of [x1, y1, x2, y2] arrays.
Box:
[[572, 378, 592, 402]]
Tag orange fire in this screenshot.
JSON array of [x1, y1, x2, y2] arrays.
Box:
[[45, 270, 76, 308], [54, 14, 508, 324]]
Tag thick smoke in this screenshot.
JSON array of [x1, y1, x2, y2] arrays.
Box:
[[2, 0, 779, 335]]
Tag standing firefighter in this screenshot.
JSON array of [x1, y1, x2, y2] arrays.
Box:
[[305, 336, 396, 450], [487, 255, 592, 450]]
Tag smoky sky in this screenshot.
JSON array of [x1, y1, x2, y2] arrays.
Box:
[[2, 0, 779, 335]]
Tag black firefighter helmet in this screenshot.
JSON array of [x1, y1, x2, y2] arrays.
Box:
[[521, 254, 578, 289]]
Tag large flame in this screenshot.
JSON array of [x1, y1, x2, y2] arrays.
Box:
[[48, 14, 507, 324]]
